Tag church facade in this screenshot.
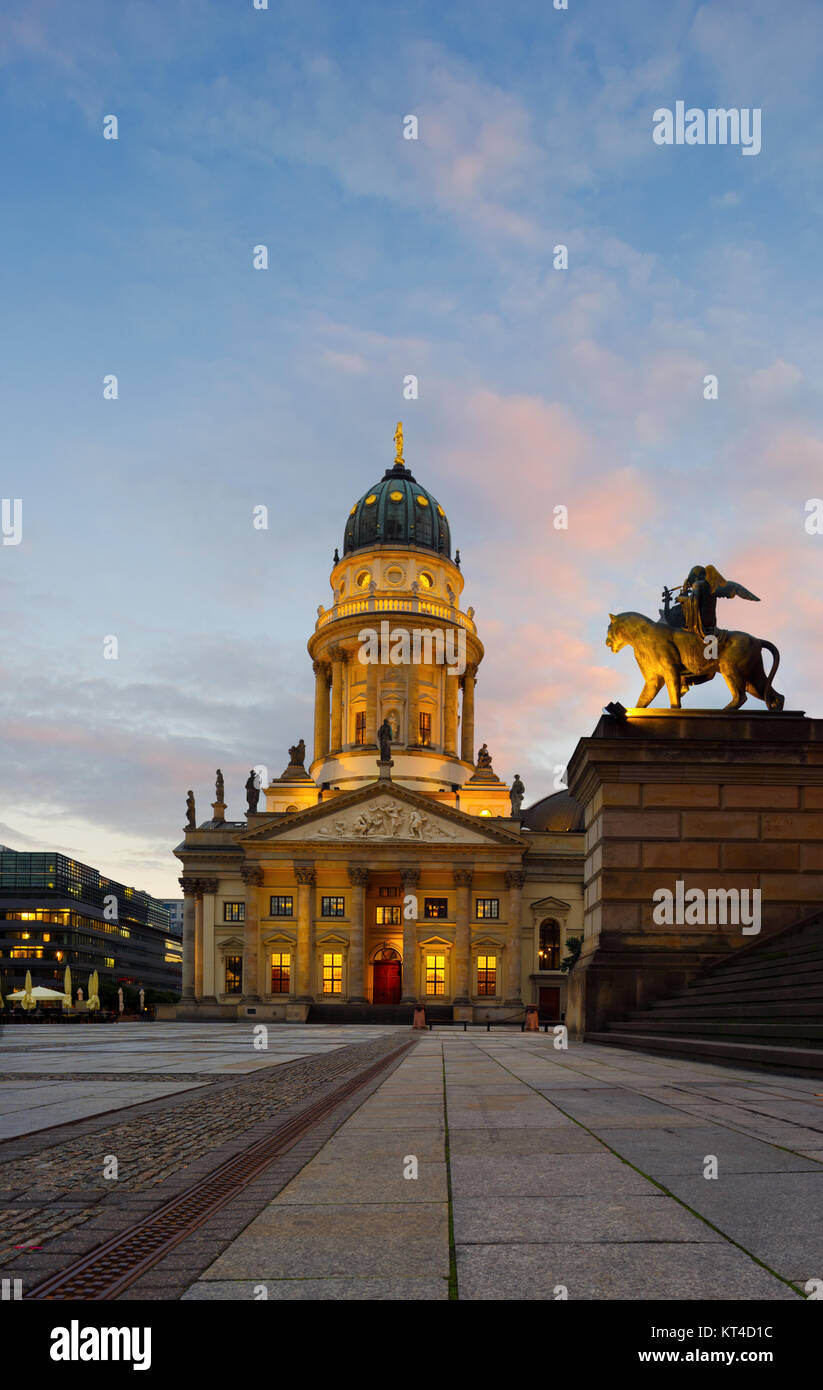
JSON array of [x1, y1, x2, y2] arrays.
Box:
[[174, 428, 584, 1021]]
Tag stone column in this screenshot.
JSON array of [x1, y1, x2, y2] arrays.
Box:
[[453, 868, 473, 1004], [401, 867, 420, 1002], [194, 887, 204, 999], [365, 660, 379, 746], [241, 866, 263, 1000], [407, 663, 419, 746], [444, 668, 459, 755], [330, 647, 346, 752], [179, 877, 196, 1001], [461, 663, 477, 763], [505, 869, 526, 1004], [313, 660, 331, 761], [295, 865, 316, 1000], [347, 866, 369, 1002], [195, 878, 218, 1001]]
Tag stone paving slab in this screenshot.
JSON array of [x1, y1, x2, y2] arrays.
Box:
[[455, 1243, 799, 1300], [0, 1081, 204, 1139], [182, 1277, 449, 1300]]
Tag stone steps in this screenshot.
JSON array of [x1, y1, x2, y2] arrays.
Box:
[[584, 1030, 823, 1075], [588, 911, 823, 1072]]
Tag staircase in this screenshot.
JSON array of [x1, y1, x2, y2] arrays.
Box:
[[586, 910, 823, 1074]]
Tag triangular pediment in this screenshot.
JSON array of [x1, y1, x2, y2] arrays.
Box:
[[530, 895, 571, 916], [238, 780, 525, 848]]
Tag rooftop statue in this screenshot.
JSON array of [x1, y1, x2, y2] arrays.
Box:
[[606, 563, 784, 711], [185, 790, 196, 829], [393, 421, 404, 466], [245, 769, 261, 813], [288, 739, 306, 767]]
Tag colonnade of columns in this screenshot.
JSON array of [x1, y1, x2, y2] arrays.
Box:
[[310, 648, 478, 764], [179, 875, 218, 1002], [183, 863, 525, 1006]]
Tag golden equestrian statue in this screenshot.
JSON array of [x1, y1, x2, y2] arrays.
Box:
[[606, 564, 784, 711]]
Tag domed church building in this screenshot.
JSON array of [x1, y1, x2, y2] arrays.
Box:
[[174, 427, 584, 1022]]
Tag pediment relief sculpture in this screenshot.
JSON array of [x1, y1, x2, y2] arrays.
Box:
[[315, 800, 457, 841]]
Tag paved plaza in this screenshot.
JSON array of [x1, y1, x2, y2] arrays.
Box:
[[1, 1024, 821, 1300]]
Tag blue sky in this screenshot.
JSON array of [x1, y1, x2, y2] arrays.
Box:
[[2, 0, 823, 895]]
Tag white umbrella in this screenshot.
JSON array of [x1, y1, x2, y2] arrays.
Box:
[[7, 985, 66, 1001], [63, 965, 72, 1009]]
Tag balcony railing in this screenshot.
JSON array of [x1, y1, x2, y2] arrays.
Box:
[[316, 596, 476, 634]]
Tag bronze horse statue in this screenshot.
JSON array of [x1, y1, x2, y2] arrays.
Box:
[[606, 611, 783, 710]]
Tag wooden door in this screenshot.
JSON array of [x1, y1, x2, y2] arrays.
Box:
[[538, 987, 560, 1021], [373, 960, 402, 1005]]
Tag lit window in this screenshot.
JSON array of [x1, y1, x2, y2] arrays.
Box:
[[418, 571, 433, 589], [270, 896, 293, 917], [389, 490, 403, 502], [356, 570, 371, 589], [476, 899, 499, 919], [223, 902, 245, 922], [424, 898, 448, 919], [225, 955, 242, 994], [322, 952, 343, 993], [322, 896, 345, 917], [416, 496, 429, 507], [425, 954, 445, 996], [364, 494, 377, 506], [539, 919, 561, 971], [477, 955, 497, 996], [355, 711, 366, 746], [376, 905, 400, 925], [271, 953, 291, 994], [419, 711, 432, 746]]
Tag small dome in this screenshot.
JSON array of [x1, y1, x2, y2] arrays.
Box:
[[521, 789, 585, 833], [344, 463, 451, 558]]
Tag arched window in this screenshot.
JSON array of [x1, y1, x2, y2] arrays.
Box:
[[538, 919, 560, 971]]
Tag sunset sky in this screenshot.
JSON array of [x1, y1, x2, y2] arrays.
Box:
[[2, 0, 823, 896]]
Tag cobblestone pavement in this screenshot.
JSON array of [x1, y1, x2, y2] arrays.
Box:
[[0, 1029, 409, 1284]]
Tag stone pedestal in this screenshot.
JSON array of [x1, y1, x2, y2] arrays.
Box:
[[566, 708, 823, 1035]]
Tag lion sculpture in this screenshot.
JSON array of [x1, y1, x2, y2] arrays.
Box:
[[606, 612, 784, 711]]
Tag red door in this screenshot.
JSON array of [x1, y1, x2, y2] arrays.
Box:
[[538, 987, 560, 1021], [373, 960, 402, 1005]]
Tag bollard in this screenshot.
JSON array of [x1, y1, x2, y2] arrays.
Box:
[[524, 1005, 540, 1032], [412, 1005, 426, 1031]]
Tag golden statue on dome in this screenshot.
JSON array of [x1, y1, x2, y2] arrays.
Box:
[[393, 421, 404, 466]]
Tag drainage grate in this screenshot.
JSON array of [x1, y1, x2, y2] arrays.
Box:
[[26, 1039, 415, 1300]]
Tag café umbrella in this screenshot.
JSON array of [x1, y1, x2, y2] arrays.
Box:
[[87, 971, 100, 1013], [63, 965, 72, 1009]]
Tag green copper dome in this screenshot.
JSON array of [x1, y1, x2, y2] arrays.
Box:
[[344, 462, 451, 558]]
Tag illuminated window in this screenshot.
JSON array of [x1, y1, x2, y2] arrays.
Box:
[[225, 955, 242, 994], [364, 494, 377, 506], [271, 953, 291, 994], [477, 955, 497, 996], [270, 896, 293, 917], [538, 919, 561, 971], [425, 954, 445, 996], [322, 953, 343, 993], [376, 905, 400, 925], [104, 957, 114, 967], [418, 571, 434, 589], [437, 504, 445, 517], [476, 899, 499, 919], [424, 898, 448, 919], [389, 490, 404, 502], [419, 711, 432, 746], [416, 496, 429, 507], [322, 896, 345, 917], [223, 902, 245, 922], [356, 570, 371, 589], [355, 711, 366, 746], [379, 886, 399, 897], [349, 504, 357, 515]]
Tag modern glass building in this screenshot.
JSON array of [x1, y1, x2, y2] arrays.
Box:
[[0, 850, 183, 996]]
